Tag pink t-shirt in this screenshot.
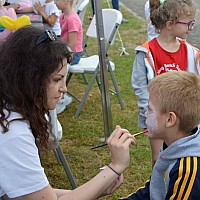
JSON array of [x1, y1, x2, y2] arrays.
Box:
[[60, 11, 83, 53]]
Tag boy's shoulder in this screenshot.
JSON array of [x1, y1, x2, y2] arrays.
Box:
[[170, 156, 200, 174], [167, 156, 200, 199]]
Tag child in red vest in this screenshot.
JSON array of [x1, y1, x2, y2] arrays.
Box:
[[132, 0, 199, 167]]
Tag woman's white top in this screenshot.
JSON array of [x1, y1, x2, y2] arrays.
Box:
[[0, 111, 49, 198]]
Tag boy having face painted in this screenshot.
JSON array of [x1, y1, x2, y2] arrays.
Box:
[[120, 71, 200, 200]]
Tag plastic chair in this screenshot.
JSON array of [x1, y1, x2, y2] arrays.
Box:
[[66, 9, 125, 118], [74, 0, 89, 23], [48, 109, 77, 189], [74, 0, 90, 84]]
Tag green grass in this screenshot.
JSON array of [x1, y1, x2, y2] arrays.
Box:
[[41, 1, 152, 199]]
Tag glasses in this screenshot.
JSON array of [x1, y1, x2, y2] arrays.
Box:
[[36, 30, 57, 45], [176, 20, 195, 30]]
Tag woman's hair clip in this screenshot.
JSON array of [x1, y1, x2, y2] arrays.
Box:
[[160, 0, 165, 4], [36, 30, 57, 45]]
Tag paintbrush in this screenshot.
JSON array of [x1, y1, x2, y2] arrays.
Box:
[[91, 130, 148, 150]]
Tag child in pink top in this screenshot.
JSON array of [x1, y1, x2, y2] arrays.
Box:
[[55, 0, 83, 113], [0, 0, 17, 41], [56, 0, 83, 65]]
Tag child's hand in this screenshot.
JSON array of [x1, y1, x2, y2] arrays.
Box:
[[33, 2, 43, 13]]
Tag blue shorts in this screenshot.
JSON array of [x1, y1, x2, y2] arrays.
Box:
[[71, 52, 82, 65]]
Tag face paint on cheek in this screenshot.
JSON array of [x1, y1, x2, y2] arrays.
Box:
[[146, 111, 158, 136]]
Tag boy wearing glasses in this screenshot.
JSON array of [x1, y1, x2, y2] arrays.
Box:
[[131, 0, 200, 168], [121, 71, 200, 199]]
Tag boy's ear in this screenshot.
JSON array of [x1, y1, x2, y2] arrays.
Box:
[[166, 112, 177, 127]]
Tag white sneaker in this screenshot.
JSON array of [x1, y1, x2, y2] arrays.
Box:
[[122, 18, 129, 23], [56, 94, 72, 114], [57, 119, 63, 140]]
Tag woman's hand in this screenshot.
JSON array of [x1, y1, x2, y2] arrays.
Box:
[[107, 125, 136, 175], [100, 173, 124, 197]]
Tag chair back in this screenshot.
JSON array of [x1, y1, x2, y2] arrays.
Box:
[[66, 8, 125, 118], [74, 0, 89, 23], [49, 109, 63, 140], [46, 109, 62, 150], [86, 9, 122, 45]]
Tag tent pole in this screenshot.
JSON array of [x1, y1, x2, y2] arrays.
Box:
[[94, 0, 113, 138]]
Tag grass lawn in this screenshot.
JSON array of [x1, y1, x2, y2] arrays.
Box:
[[41, 1, 152, 199]]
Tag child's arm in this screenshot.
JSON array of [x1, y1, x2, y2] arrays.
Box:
[[33, 2, 57, 26], [5, 3, 20, 10], [16, 7, 33, 13], [43, 13, 57, 26], [68, 31, 77, 51], [132, 51, 149, 128]]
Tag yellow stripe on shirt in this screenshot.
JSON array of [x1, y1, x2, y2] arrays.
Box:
[[170, 158, 184, 200], [184, 157, 197, 199], [177, 157, 191, 199]]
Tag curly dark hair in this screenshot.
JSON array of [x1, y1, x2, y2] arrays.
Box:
[[0, 26, 73, 149]]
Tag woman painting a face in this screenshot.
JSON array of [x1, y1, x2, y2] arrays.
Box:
[[0, 26, 136, 200]]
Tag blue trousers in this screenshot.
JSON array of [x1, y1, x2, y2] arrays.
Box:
[[70, 52, 82, 65], [91, 0, 119, 15]]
